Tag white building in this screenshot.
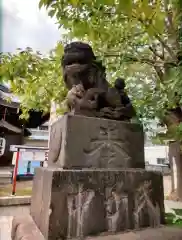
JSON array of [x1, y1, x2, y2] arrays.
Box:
[[144, 145, 169, 166], [24, 122, 49, 147]]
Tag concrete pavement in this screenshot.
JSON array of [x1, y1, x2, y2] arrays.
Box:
[[0, 216, 13, 240], [0, 206, 30, 240], [165, 200, 182, 210]]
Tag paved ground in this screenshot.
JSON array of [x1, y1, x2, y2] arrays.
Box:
[[0, 216, 13, 240], [0, 206, 30, 240], [165, 200, 182, 209], [163, 176, 172, 196], [165, 200, 182, 215]]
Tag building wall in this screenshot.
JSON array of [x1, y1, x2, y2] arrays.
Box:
[[0, 132, 23, 166], [144, 145, 169, 165], [23, 126, 49, 148], [23, 139, 48, 147]]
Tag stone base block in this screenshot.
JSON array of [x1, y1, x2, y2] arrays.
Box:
[[11, 216, 182, 240], [86, 226, 182, 240], [30, 168, 165, 239], [48, 115, 145, 168]]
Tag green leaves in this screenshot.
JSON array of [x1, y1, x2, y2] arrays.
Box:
[[48, 9, 57, 17], [118, 0, 132, 13], [1, 42, 67, 119], [165, 210, 182, 226], [38, 0, 54, 9], [2, 0, 182, 141]]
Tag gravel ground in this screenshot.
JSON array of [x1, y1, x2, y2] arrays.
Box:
[[0, 180, 33, 196]]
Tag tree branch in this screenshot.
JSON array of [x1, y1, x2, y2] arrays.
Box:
[[136, 16, 178, 62], [153, 65, 164, 82], [151, 49, 165, 82], [154, 33, 178, 61], [149, 45, 165, 60], [103, 54, 162, 66], [164, 0, 174, 34], [164, 0, 180, 50]]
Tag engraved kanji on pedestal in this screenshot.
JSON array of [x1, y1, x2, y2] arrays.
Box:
[[84, 123, 131, 167]]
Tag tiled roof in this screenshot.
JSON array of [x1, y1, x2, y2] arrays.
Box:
[[0, 84, 10, 93], [0, 119, 22, 133], [0, 84, 20, 108], [0, 84, 50, 132]]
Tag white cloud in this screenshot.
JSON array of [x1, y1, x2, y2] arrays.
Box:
[[2, 0, 62, 53]]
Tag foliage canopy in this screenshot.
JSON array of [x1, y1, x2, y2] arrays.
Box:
[[1, 0, 182, 140]]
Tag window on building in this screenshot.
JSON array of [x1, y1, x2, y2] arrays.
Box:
[[0, 138, 6, 156], [157, 158, 166, 165], [39, 126, 49, 131]]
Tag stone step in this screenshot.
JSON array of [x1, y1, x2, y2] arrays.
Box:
[[0, 170, 12, 185], [0, 196, 31, 206]]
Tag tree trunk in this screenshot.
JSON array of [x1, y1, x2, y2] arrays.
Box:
[[168, 141, 182, 200]]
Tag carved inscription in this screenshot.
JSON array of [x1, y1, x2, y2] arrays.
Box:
[[84, 123, 131, 167], [47, 171, 164, 238], [133, 181, 160, 228], [67, 185, 106, 238], [105, 183, 129, 232]]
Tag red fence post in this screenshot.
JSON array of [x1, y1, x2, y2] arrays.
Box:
[[12, 150, 20, 195]]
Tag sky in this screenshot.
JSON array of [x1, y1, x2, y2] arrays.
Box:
[[2, 0, 61, 53]]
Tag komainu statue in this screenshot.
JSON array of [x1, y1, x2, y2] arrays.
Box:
[[61, 42, 136, 121]]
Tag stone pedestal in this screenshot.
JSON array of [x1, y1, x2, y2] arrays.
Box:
[[12, 115, 166, 240], [30, 168, 165, 240], [48, 115, 145, 169]]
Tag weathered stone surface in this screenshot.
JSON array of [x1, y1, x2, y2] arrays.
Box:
[[30, 168, 164, 239], [10, 216, 182, 240], [0, 196, 31, 206], [48, 115, 145, 169], [11, 216, 182, 240], [85, 226, 182, 240], [11, 215, 45, 240]]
